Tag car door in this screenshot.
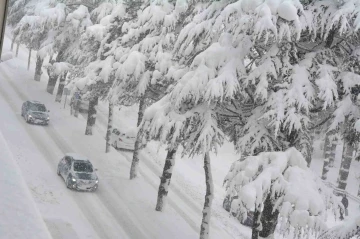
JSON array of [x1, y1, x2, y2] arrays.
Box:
[[22, 102, 28, 115], [62, 157, 72, 178], [58, 157, 65, 176]]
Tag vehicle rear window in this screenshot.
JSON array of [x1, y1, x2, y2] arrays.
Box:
[[73, 162, 93, 173], [30, 103, 46, 112]]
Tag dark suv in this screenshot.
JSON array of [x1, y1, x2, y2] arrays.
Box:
[[21, 101, 50, 125]]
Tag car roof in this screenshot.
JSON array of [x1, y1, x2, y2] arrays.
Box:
[[65, 153, 89, 161], [28, 100, 44, 105]]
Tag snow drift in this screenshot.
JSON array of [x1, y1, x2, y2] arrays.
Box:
[[0, 130, 52, 239]]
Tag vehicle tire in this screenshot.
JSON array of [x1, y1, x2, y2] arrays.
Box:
[[66, 176, 72, 189], [57, 167, 60, 176], [21, 110, 23, 117], [25, 115, 29, 123]]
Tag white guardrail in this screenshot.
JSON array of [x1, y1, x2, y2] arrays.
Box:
[[323, 181, 360, 204]]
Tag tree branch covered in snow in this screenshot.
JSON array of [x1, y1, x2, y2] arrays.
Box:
[[224, 148, 342, 238]]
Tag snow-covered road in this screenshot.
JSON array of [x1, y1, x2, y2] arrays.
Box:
[[0, 66, 137, 239], [0, 56, 232, 239], [0, 30, 246, 239]]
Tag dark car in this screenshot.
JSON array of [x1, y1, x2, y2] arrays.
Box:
[[57, 153, 99, 192], [223, 195, 254, 227], [21, 101, 50, 125]]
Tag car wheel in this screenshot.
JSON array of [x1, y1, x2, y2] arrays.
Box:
[[26, 115, 30, 124], [21, 110, 24, 117], [57, 167, 60, 176], [66, 176, 72, 189]]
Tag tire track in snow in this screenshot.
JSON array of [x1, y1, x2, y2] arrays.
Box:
[[0, 82, 109, 239], [1, 67, 152, 239], [93, 112, 234, 238], [2, 61, 237, 239]]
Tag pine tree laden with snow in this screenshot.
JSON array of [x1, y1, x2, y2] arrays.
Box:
[[224, 148, 342, 239], [318, 214, 360, 239]]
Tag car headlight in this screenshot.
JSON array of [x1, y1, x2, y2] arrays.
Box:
[[28, 114, 33, 118], [95, 179, 99, 184], [71, 177, 77, 182], [47, 117, 50, 120]]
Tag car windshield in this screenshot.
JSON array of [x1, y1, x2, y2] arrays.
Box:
[[73, 161, 93, 173], [29, 103, 46, 112]]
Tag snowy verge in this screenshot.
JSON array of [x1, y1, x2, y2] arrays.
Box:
[[0, 130, 52, 239]]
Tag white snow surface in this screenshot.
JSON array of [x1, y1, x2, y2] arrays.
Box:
[[224, 148, 342, 236], [0, 32, 247, 239], [0, 130, 52, 239]]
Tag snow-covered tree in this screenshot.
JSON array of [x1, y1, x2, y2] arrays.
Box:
[[318, 214, 360, 239], [68, 1, 135, 137], [141, 1, 360, 238], [224, 148, 342, 239]]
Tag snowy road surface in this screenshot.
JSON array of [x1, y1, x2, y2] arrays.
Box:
[[0, 56, 238, 239], [0, 66, 132, 239]]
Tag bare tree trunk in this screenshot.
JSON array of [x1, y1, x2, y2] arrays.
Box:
[[105, 102, 114, 153], [251, 206, 261, 239], [15, 42, 20, 57], [27, 48, 31, 70], [129, 95, 147, 179], [199, 152, 213, 239], [155, 147, 177, 211], [322, 130, 336, 180], [337, 142, 355, 190], [55, 72, 67, 102], [46, 73, 58, 94], [329, 136, 338, 168], [85, 96, 98, 135], [259, 194, 279, 238], [74, 99, 80, 117], [34, 55, 44, 81], [11, 35, 16, 51]]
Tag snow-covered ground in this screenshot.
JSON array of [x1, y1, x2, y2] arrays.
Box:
[[0, 32, 247, 239], [0, 129, 52, 239]]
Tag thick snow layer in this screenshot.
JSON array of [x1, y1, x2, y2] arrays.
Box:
[[0, 26, 249, 236], [355, 119, 360, 132], [1, 51, 14, 62], [0, 130, 52, 239], [224, 148, 342, 235], [277, 1, 298, 21], [53, 62, 72, 75], [0, 53, 234, 239]]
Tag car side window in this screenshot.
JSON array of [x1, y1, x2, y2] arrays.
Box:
[[65, 156, 71, 166]]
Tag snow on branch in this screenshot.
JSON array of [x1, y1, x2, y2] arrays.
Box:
[[53, 62, 73, 76], [142, 95, 224, 156], [318, 214, 360, 239], [224, 148, 342, 237]]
